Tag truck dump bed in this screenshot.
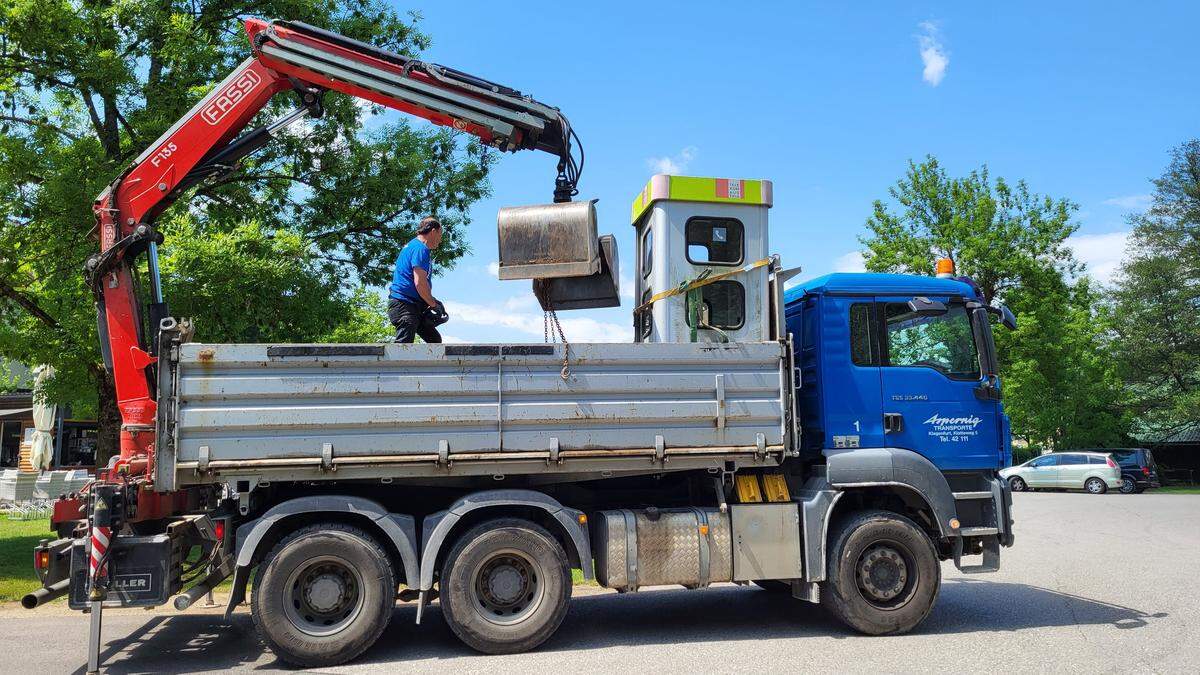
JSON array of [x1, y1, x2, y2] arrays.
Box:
[[155, 341, 791, 488]]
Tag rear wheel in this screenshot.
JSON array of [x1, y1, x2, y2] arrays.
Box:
[[1085, 477, 1107, 494], [1008, 476, 1027, 492], [821, 511, 940, 635], [440, 518, 571, 654], [251, 523, 395, 668], [1120, 477, 1136, 494]]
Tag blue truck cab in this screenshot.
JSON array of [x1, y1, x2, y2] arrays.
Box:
[[785, 272, 1013, 471], [784, 271, 1016, 575]]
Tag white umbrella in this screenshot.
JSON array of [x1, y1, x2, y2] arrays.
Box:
[[30, 365, 56, 471]]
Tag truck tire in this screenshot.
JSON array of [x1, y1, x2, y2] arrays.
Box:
[[820, 510, 940, 636], [439, 518, 571, 654], [251, 523, 395, 667]]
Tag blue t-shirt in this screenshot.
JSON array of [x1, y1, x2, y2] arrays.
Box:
[[389, 238, 432, 303]]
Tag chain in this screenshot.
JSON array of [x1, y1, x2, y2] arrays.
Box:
[[544, 308, 571, 380]]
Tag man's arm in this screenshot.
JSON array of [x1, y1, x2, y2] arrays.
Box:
[[412, 267, 438, 308]]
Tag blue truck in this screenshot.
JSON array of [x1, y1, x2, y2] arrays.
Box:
[[29, 173, 1016, 669]]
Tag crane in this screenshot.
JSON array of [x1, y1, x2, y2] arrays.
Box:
[[86, 18, 584, 494]]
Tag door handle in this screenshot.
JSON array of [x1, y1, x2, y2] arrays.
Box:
[[883, 413, 904, 434]]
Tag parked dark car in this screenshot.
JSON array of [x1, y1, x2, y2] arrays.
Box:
[[1087, 448, 1162, 493]]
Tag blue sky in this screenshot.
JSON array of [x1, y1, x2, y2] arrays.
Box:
[[370, 1, 1199, 343]]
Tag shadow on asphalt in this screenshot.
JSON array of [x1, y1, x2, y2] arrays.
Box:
[[77, 580, 1168, 673]]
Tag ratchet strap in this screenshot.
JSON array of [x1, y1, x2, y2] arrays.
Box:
[[633, 255, 775, 316]]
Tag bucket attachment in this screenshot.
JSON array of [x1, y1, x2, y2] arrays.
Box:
[[534, 234, 620, 311], [497, 201, 599, 280]]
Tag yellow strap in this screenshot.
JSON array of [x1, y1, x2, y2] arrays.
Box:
[[634, 256, 774, 315]]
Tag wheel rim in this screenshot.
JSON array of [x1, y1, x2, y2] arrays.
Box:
[[283, 555, 365, 637], [1121, 478, 1135, 493], [1087, 478, 1103, 494], [469, 548, 545, 626], [1009, 477, 1024, 491], [855, 541, 918, 609]]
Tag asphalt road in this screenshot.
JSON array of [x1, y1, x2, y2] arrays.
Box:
[[3, 492, 1196, 674]]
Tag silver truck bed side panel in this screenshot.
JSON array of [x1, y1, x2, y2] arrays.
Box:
[[173, 342, 787, 471]]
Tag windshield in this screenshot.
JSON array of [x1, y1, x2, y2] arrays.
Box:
[[884, 303, 980, 379]]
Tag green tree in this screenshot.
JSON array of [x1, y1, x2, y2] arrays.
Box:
[[1112, 140, 1200, 440], [861, 156, 1128, 451], [0, 1, 492, 464]]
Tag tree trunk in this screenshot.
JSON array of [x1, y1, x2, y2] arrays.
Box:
[[94, 370, 121, 469]]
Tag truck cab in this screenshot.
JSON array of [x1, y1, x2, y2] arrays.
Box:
[[786, 273, 1013, 471]]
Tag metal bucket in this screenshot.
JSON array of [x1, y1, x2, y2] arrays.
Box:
[[496, 201, 599, 280]]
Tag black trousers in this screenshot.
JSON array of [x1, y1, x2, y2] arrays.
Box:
[[388, 298, 443, 344]]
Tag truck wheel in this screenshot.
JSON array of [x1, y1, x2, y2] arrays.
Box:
[[821, 510, 940, 636], [251, 523, 395, 667], [440, 518, 571, 654]]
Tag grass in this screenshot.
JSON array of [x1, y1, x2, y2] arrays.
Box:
[[1157, 485, 1200, 494], [0, 516, 55, 603]]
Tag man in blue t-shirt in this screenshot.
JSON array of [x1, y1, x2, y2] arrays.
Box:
[[388, 216, 445, 343]]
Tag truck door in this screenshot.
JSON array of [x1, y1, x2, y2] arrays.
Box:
[[819, 297, 886, 450], [876, 297, 1002, 470]]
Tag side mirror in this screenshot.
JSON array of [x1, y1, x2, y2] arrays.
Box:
[[907, 296, 947, 316], [987, 304, 1017, 330]]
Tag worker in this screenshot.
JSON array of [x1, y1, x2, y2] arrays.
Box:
[[388, 216, 448, 343]]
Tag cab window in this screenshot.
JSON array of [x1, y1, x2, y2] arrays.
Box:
[[883, 303, 980, 379], [849, 303, 879, 366]]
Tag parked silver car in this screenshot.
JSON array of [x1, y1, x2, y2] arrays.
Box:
[[1001, 452, 1123, 494]]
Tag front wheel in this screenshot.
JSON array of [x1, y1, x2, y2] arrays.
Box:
[[1120, 477, 1136, 494], [440, 518, 571, 654], [821, 511, 941, 636], [1085, 477, 1108, 494], [1008, 476, 1027, 492]]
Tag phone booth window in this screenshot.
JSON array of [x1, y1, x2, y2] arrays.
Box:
[[639, 288, 654, 339], [685, 280, 745, 329], [686, 217, 744, 265]]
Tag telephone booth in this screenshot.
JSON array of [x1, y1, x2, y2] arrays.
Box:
[[631, 175, 774, 342]]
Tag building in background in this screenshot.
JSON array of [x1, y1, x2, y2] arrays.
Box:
[[0, 361, 97, 470]]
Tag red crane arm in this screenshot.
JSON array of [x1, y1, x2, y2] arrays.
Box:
[[89, 18, 581, 484]]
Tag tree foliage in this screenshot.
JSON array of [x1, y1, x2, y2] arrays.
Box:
[[0, 1, 493, 462], [861, 157, 1128, 451], [1112, 140, 1200, 440]]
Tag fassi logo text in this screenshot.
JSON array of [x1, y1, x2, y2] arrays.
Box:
[[201, 70, 262, 126]]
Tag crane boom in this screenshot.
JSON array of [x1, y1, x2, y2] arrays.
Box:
[[89, 18, 583, 486]]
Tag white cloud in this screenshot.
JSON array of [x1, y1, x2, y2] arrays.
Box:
[[1067, 231, 1129, 285], [620, 273, 635, 301], [1102, 194, 1152, 210], [917, 21, 949, 87], [444, 296, 632, 343], [486, 261, 500, 278], [834, 251, 867, 273], [440, 335, 468, 343], [646, 146, 698, 175]]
